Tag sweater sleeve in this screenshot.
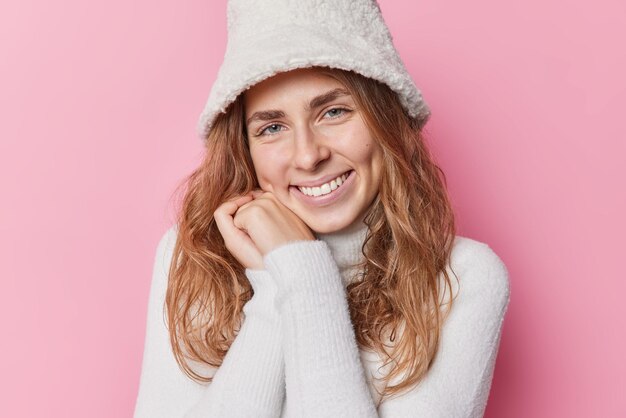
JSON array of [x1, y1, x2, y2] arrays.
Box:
[[133, 226, 285, 418], [264, 240, 379, 418], [377, 241, 511, 418], [263, 238, 510, 418]]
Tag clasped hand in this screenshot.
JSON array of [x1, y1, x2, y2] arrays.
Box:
[[213, 190, 315, 270]]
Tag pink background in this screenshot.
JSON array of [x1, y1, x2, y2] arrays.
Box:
[[1, 0, 624, 416]]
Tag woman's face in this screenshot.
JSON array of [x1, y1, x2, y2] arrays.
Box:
[[243, 68, 383, 234]]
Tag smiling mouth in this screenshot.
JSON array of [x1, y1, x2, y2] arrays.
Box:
[[296, 171, 352, 197]]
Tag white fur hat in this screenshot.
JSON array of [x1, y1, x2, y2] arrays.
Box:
[[196, 0, 431, 141]]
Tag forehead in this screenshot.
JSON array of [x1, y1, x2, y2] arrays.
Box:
[[243, 68, 348, 111]]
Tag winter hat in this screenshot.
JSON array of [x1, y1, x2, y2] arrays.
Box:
[[196, 0, 431, 141]]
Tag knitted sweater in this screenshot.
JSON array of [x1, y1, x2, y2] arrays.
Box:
[[134, 222, 510, 418]]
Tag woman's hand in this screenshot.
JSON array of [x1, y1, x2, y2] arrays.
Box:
[[214, 189, 315, 270], [235, 189, 315, 257], [213, 193, 265, 270]]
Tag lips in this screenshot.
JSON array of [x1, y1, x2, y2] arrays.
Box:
[[296, 171, 350, 197], [289, 169, 356, 208]]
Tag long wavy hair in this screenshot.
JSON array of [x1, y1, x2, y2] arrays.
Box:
[[165, 66, 458, 404]]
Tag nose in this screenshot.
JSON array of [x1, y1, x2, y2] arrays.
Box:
[[292, 125, 330, 170]]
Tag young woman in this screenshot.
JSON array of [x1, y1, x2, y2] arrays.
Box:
[[134, 1, 510, 417]]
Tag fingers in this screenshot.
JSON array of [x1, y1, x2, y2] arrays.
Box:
[[213, 193, 264, 269], [230, 189, 315, 256], [249, 189, 281, 207], [215, 192, 253, 217], [213, 195, 250, 240]]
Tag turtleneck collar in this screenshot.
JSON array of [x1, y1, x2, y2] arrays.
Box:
[[314, 221, 369, 287]]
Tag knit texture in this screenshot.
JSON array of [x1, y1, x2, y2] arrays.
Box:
[[134, 223, 511, 417], [196, 0, 431, 141]]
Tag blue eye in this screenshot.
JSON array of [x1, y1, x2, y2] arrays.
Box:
[[258, 124, 284, 136], [324, 107, 350, 119], [255, 108, 351, 137]]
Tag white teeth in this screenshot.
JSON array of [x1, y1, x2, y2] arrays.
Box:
[[297, 172, 350, 197]]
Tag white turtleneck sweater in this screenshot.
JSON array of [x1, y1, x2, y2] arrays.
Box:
[[134, 222, 510, 418]]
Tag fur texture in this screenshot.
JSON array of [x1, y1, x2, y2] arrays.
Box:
[[196, 0, 431, 141]]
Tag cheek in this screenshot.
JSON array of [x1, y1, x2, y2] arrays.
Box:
[[357, 140, 384, 183], [348, 140, 380, 165], [336, 123, 380, 163], [251, 158, 270, 186], [356, 144, 374, 162], [250, 147, 286, 187]]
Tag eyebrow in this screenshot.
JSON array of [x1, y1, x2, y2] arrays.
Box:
[[245, 88, 351, 126]]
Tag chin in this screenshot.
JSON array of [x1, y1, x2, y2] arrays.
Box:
[[309, 224, 340, 235], [304, 216, 358, 235]]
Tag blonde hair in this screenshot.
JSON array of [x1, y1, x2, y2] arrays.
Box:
[[165, 67, 458, 404]]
